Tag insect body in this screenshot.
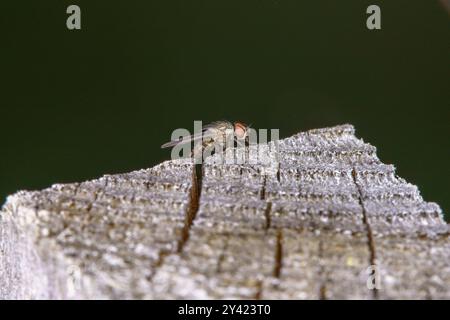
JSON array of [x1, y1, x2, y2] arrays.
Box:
[[161, 120, 249, 160]]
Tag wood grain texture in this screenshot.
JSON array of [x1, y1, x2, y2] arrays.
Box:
[[1, 124, 448, 299]]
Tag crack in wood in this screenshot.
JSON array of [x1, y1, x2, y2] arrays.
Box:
[[260, 175, 267, 200], [273, 229, 283, 278], [351, 168, 378, 299], [276, 163, 281, 183], [148, 163, 203, 281], [154, 250, 169, 269], [318, 240, 328, 300], [177, 163, 202, 253], [261, 174, 272, 230], [215, 235, 229, 274], [264, 202, 272, 230], [254, 280, 263, 300]]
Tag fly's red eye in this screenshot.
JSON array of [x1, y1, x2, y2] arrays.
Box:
[[234, 122, 247, 138], [234, 122, 247, 130]]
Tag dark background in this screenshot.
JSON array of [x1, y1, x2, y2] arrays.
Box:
[[1, 1, 449, 219]]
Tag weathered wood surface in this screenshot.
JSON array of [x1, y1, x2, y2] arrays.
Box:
[[1, 124, 449, 299]]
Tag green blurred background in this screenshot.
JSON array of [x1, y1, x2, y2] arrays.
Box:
[[1, 1, 449, 219]]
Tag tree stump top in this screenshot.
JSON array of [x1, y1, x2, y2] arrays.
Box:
[[1, 124, 449, 299]]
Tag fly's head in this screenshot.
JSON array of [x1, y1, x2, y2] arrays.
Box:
[[233, 121, 249, 140]]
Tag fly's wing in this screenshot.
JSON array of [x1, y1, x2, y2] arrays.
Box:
[[161, 121, 232, 149], [203, 120, 233, 132], [161, 130, 214, 149]]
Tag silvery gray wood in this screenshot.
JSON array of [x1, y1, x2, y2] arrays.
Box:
[[1, 124, 448, 299]]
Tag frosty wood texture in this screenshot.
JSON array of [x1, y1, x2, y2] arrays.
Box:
[[1, 124, 449, 299]]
